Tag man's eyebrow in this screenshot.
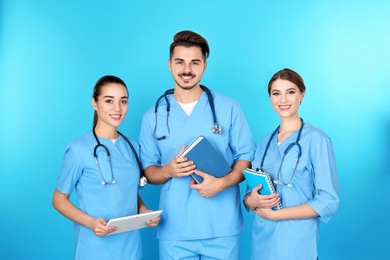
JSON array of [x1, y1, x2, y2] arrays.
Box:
[[102, 95, 128, 99], [173, 58, 202, 62]]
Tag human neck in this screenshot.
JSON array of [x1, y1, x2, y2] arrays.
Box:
[[278, 117, 302, 142], [94, 125, 118, 139], [173, 85, 203, 103]]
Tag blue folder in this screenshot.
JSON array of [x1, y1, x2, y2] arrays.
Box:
[[178, 136, 231, 183]]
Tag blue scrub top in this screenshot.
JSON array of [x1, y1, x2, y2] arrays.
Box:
[[56, 131, 142, 260], [249, 123, 339, 260], [139, 90, 255, 240]]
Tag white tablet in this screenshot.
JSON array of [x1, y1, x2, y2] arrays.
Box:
[[106, 210, 162, 235]]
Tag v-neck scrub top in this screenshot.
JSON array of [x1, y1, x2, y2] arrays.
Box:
[[249, 123, 339, 260], [139, 90, 256, 241], [56, 131, 142, 260]]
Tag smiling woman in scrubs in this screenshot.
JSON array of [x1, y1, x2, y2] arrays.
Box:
[[52, 75, 159, 260], [244, 68, 339, 260]]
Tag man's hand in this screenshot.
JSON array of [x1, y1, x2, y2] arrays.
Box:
[[189, 170, 226, 198], [162, 145, 196, 179]]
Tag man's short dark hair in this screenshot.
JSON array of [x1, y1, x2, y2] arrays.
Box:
[[169, 30, 210, 60]]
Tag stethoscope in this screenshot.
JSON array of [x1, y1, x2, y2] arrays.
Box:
[[93, 128, 147, 187], [153, 85, 222, 141], [257, 118, 304, 187]]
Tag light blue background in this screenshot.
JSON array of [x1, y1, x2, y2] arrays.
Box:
[[1, 1, 389, 259]]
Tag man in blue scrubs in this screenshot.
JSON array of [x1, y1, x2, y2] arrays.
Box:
[[139, 30, 255, 259]]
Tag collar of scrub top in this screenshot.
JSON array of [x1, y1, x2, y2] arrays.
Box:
[[92, 128, 147, 187], [257, 118, 304, 187], [152, 85, 222, 141]]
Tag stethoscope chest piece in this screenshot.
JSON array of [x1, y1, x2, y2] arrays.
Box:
[[139, 176, 147, 187], [213, 123, 222, 135]]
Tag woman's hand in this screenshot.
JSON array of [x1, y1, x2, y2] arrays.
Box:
[[244, 184, 280, 210], [90, 217, 117, 236], [138, 209, 160, 228], [146, 215, 160, 228]]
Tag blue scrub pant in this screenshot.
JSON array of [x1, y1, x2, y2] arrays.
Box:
[[159, 235, 240, 260]]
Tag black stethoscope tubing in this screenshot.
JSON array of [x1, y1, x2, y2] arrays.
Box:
[[153, 89, 174, 140], [258, 118, 304, 187], [153, 85, 221, 141], [93, 128, 146, 186]]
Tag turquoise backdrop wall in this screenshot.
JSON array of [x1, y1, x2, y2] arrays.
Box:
[[1, 1, 389, 259]]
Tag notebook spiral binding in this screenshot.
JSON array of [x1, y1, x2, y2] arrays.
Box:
[[265, 174, 283, 210]]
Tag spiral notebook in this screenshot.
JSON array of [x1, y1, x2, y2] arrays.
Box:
[[243, 168, 282, 210]]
